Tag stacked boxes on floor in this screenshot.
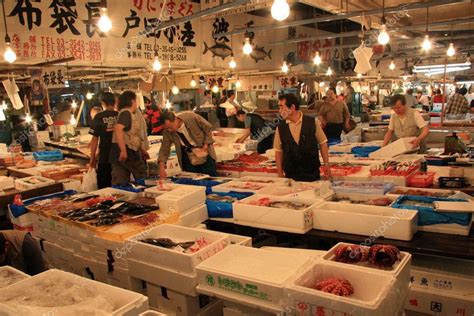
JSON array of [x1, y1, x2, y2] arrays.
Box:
[[126, 224, 231, 315]]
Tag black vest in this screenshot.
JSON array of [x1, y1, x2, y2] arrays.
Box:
[[248, 113, 266, 137], [278, 115, 320, 181]]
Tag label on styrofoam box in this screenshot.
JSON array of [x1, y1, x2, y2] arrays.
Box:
[[36, 215, 56, 231], [405, 286, 474, 316], [128, 259, 199, 297], [409, 269, 473, 296]]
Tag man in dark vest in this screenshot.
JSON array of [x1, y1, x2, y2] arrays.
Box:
[[235, 110, 274, 154], [0, 230, 45, 275], [274, 93, 330, 181]]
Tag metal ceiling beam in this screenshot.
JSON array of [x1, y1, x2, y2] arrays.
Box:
[[214, 0, 469, 38], [153, 0, 250, 31]]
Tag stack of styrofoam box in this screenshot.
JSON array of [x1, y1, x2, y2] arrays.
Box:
[[125, 224, 231, 315], [0, 269, 148, 315], [312, 202, 418, 241], [14, 176, 55, 191], [28, 130, 50, 149], [0, 266, 30, 289], [155, 185, 208, 229], [196, 245, 312, 315], [232, 195, 319, 234], [0, 176, 14, 191], [405, 269, 474, 315], [285, 242, 412, 316]]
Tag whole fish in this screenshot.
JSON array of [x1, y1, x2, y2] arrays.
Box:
[[203, 42, 233, 60], [250, 46, 272, 62]]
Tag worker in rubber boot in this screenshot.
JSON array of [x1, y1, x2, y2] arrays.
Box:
[[274, 93, 330, 182]]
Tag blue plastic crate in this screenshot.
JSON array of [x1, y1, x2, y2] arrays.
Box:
[[9, 190, 77, 217], [33, 150, 63, 161], [391, 195, 471, 226], [206, 191, 254, 218], [351, 146, 381, 158]]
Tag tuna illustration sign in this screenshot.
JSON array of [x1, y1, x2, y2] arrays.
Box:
[[203, 42, 233, 60], [205, 17, 234, 60], [250, 46, 272, 63]]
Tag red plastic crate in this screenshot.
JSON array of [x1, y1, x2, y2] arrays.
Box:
[[322, 165, 362, 177], [408, 172, 435, 188]]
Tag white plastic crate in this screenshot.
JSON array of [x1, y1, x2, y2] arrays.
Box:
[[0, 266, 30, 289], [233, 195, 316, 234], [178, 204, 209, 228], [0, 176, 14, 191], [14, 176, 55, 190], [0, 269, 148, 316], [369, 137, 417, 158], [196, 245, 311, 313], [128, 259, 199, 296], [156, 185, 206, 213], [286, 261, 400, 316], [313, 202, 418, 241], [127, 224, 230, 276], [212, 180, 271, 193]]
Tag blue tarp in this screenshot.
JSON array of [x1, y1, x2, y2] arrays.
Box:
[[351, 146, 381, 157], [206, 191, 254, 218]]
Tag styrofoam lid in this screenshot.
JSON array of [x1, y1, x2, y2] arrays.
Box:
[[197, 245, 310, 284]]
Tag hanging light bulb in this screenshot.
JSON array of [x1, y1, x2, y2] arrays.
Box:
[[319, 82, 325, 87], [403, 74, 408, 81], [281, 61, 289, 73], [1, 100, 7, 111], [422, 35, 431, 51], [235, 79, 242, 89], [190, 77, 197, 87], [165, 99, 171, 109], [98, 8, 112, 33], [229, 57, 237, 69], [71, 99, 77, 109], [389, 59, 396, 71], [377, 24, 390, 45], [357, 73, 362, 79], [446, 43, 455, 57], [70, 114, 77, 126], [152, 56, 162, 72], [374, 85, 378, 91], [243, 38, 253, 55], [86, 92, 93, 100], [3, 44, 16, 64], [64, 79, 70, 88], [313, 51, 321, 65], [212, 84, 219, 93], [25, 113, 32, 124], [271, 0, 290, 21], [171, 82, 179, 95], [326, 67, 333, 76]]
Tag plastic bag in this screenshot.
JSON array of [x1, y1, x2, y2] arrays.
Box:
[[80, 169, 98, 192]]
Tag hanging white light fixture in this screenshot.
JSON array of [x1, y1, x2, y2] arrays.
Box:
[[25, 113, 32, 124], [152, 56, 162, 72], [171, 82, 179, 95], [71, 99, 77, 109], [86, 92, 93, 100], [389, 59, 396, 71], [319, 82, 325, 87], [1, 100, 7, 111], [313, 51, 321, 65], [98, 8, 112, 33], [281, 61, 289, 73], [243, 37, 253, 55], [447, 43, 455, 57], [212, 84, 219, 93], [378, 24, 390, 45], [229, 56, 237, 69], [271, 0, 290, 21], [357, 73, 362, 79], [64, 79, 70, 88], [165, 99, 171, 109], [403, 74, 408, 81], [3, 44, 16, 64], [235, 79, 242, 89], [70, 114, 77, 126], [190, 77, 197, 87], [422, 35, 432, 51], [326, 67, 333, 76]]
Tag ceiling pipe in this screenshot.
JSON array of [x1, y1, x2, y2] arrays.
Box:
[[215, 0, 468, 38]]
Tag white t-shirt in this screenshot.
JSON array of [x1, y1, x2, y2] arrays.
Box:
[[418, 95, 430, 106], [388, 110, 427, 131], [177, 123, 197, 147]]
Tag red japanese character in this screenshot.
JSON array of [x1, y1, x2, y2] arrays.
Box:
[[160, 0, 176, 17], [456, 308, 465, 316], [12, 34, 21, 57], [409, 299, 418, 307], [178, 2, 186, 16], [297, 40, 310, 62], [133, 0, 143, 10], [22, 42, 29, 58], [147, 0, 156, 12], [316, 306, 326, 316], [297, 302, 308, 311], [186, 3, 193, 15]]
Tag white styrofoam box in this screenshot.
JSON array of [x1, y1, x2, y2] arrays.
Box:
[[233, 195, 316, 234], [139, 311, 169, 316], [238, 176, 288, 184], [128, 259, 199, 296], [212, 180, 272, 193], [417, 221, 472, 236], [144, 183, 183, 199], [0, 176, 14, 190], [331, 165, 373, 183], [286, 262, 399, 316], [14, 176, 55, 190], [91, 187, 138, 201], [196, 245, 311, 314], [313, 202, 418, 241], [156, 185, 206, 213], [0, 269, 148, 316], [228, 233, 252, 247], [406, 269, 474, 315], [387, 186, 460, 198], [261, 247, 326, 258], [7, 207, 34, 228], [178, 204, 209, 228], [223, 301, 280, 316], [258, 181, 332, 200], [127, 224, 230, 276], [0, 266, 30, 289], [66, 222, 95, 243], [369, 137, 417, 158], [147, 283, 215, 316], [240, 171, 279, 178], [325, 192, 396, 207]]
